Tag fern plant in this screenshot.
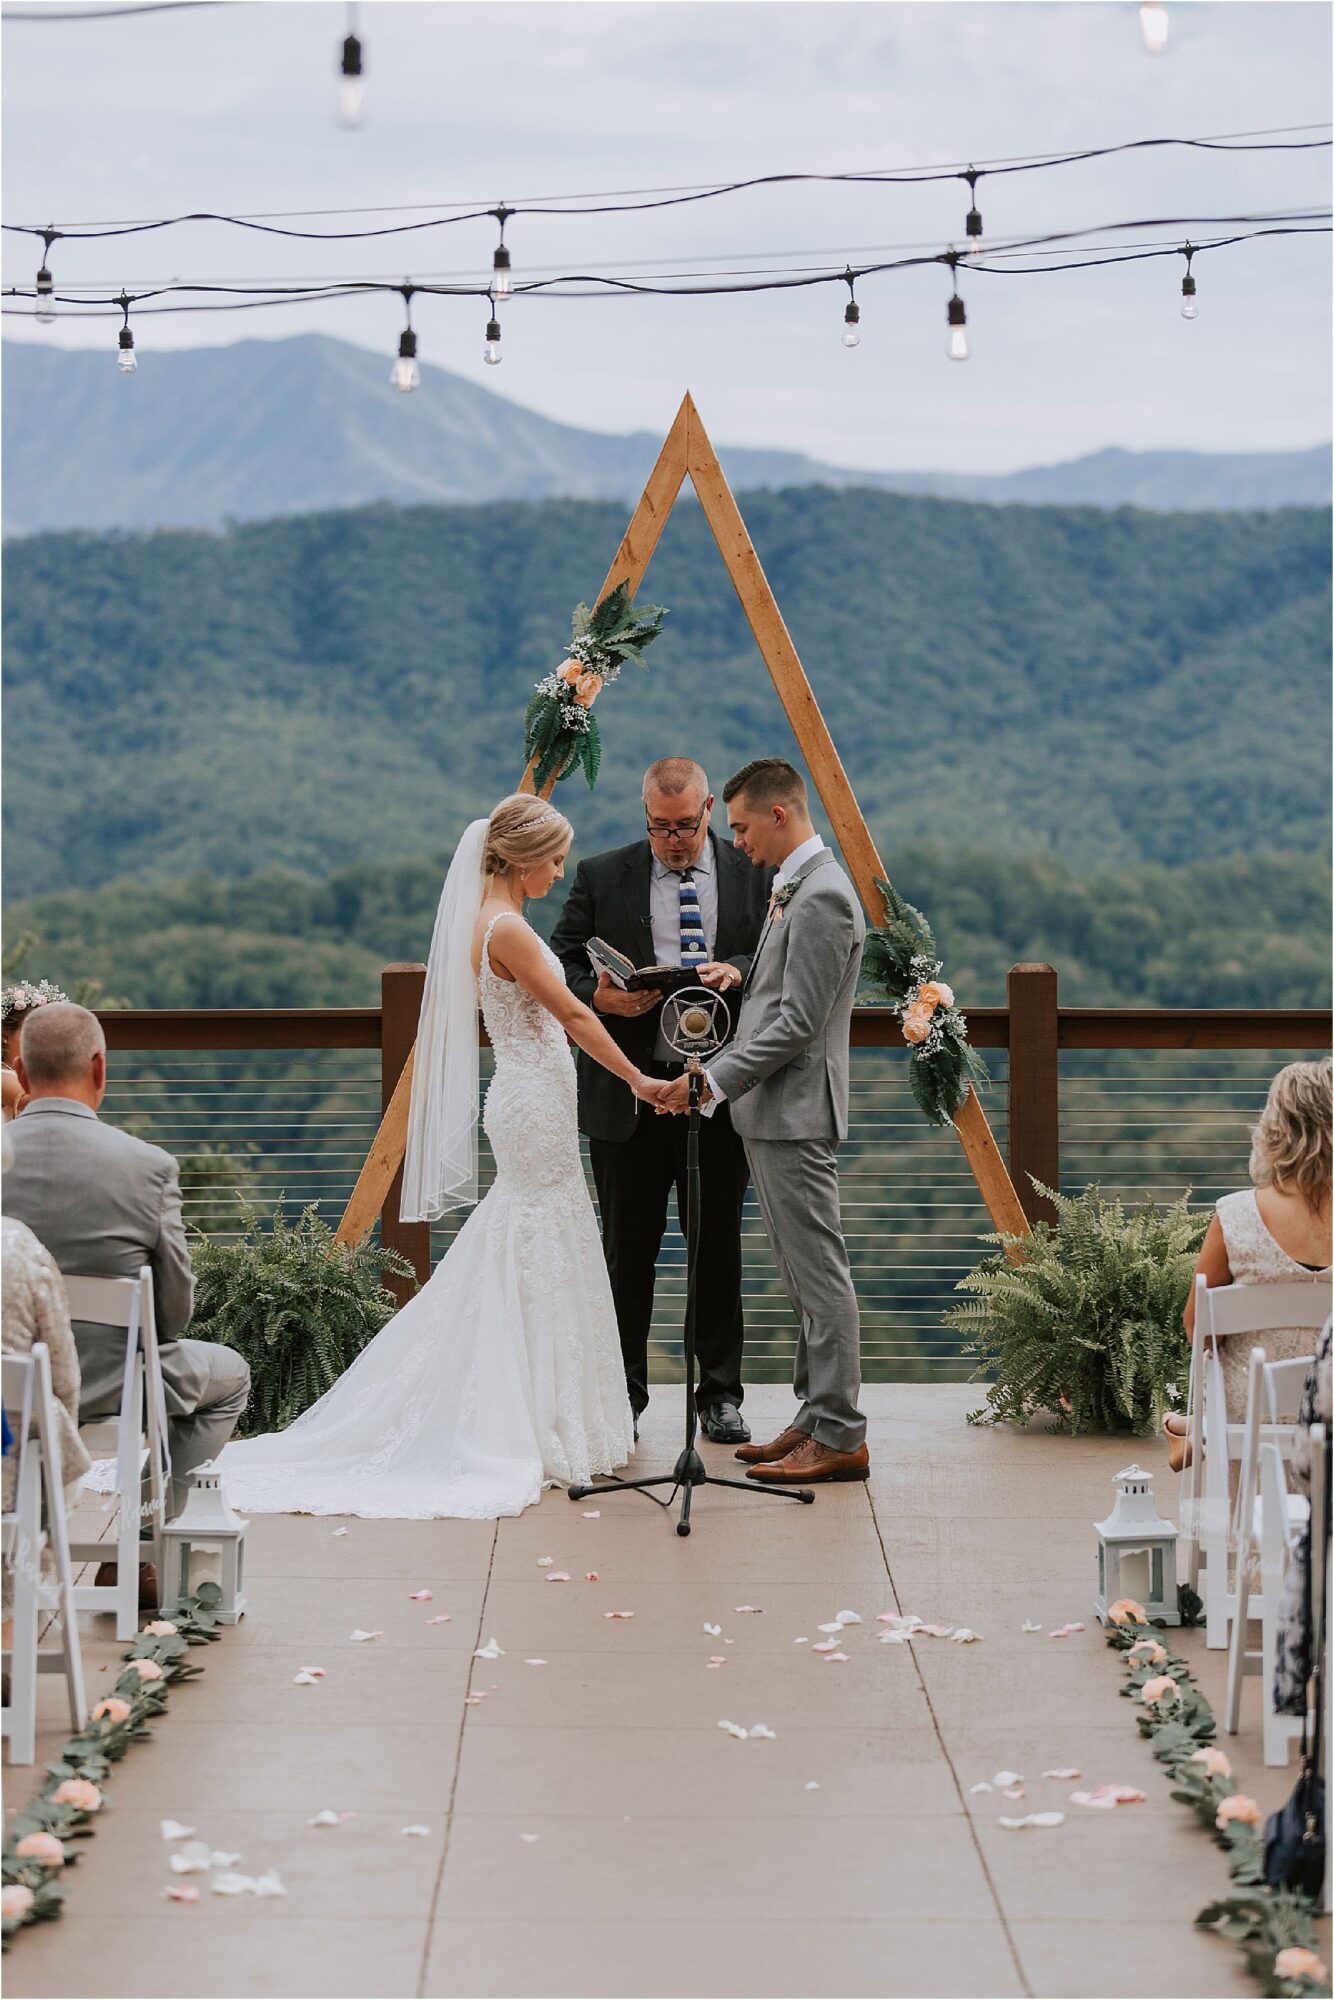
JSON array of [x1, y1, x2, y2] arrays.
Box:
[[951, 1181, 1208, 1434], [188, 1200, 416, 1436]]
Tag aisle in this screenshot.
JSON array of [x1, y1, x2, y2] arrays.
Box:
[[5, 1387, 1264, 1999]]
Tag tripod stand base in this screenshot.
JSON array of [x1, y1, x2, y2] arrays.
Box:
[[569, 1445, 815, 1535]]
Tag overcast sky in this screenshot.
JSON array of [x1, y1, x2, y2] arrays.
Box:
[[3, 0, 1329, 473]]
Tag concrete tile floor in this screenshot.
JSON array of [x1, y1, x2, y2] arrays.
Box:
[[4, 1384, 1325, 1999]]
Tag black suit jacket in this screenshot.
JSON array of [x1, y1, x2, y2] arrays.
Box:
[[550, 830, 774, 1143]]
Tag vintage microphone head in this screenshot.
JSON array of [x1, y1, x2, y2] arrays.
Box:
[[661, 986, 729, 1059]]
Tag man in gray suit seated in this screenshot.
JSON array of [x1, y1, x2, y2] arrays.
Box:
[[5, 1004, 250, 1594]]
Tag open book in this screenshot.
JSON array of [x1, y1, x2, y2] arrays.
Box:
[[585, 936, 706, 997]]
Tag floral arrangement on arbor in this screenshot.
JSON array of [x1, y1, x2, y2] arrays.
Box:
[[1106, 1602, 1328, 1998], [523, 581, 667, 791], [2, 1588, 222, 1947], [859, 876, 988, 1127]]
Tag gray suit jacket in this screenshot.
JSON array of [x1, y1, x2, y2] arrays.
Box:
[[3, 1098, 196, 1374], [707, 849, 865, 1142]]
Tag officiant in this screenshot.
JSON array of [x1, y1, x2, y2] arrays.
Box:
[[551, 757, 773, 1445]]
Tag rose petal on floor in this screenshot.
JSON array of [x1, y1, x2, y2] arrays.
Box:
[[546, 1573, 571, 1583], [162, 1884, 199, 1903], [703, 1623, 722, 1636], [950, 1628, 981, 1643], [805, 1781, 821, 1791], [1049, 1623, 1085, 1638], [1071, 1784, 1147, 1808], [817, 1622, 844, 1634], [969, 1783, 994, 1795], [464, 1692, 489, 1706], [210, 1851, 241, 1870], [793, 1637, 809, 1645], [520, 1833, 540, 1843], [349, 1629, 383, 1642], [586, 1572, 599, 1581], [524, 1658, 548, 1667], [812, 1641, 839, 1654], [835, 1611, 861, 1625], [408, 1590, 433, 1601], [916, 1623, 954, 1639], [401, 1825, 432, 1838], [1042, 1768, 1082, 1780], [718, 1720, 749, 1739], [210, 1873, 252, 1896], [747, 1724, 777, 1739], [993, 1771, 1024, 1788], [169, 1842, 212, 1875], [998, 1812, 1065, 1830], [1002, 1785, 1027, 1801], [252, 1872, 287, 1898], [474, 1638, 505, 1660], [293, 1671, 323, 1686], [159, 1820, 195, 1842], [426, 1614, 451, 1625], [307, 1811, 342, 1828], [604, 1610, 634, 1619], [824, 1652, 851, 1664], [581, 1510, 601, 1519], [330, 1527, 348, 1538], [733, 1605, 763, 1614], [537, 1557, 554, 1568], [879, 1631, 912, 1645], [1021, 1620, 1043, 1633]]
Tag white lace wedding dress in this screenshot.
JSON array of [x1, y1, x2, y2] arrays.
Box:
[[219, 915, 634, 1519]]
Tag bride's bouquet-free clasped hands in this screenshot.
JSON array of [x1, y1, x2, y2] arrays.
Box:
[[524, 582, 667, 791]]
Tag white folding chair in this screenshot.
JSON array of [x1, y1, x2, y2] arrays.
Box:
[[1178, 1277, 1330, 1648], [2, 1346, 88, 1764], [63, 1268, 171, 1639], [1224, 1349, 1312, 1761]]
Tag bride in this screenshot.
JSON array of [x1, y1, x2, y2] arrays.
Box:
[[220, 795, 665, 1519]]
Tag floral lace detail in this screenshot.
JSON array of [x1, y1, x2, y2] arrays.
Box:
[[218, 913, 633, 1519], [1214, 1189, 1333, 1418]]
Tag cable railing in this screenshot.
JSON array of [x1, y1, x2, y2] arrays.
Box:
[[97, 969, 1330, 1384]]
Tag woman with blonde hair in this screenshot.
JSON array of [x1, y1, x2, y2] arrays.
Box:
[[222, 797, 665, 1518], [1165, 1059, 1332, 1466]]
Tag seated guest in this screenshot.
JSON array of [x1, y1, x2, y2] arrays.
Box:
[[1273, 1317, 1332, 1718], [5, 1004, 250, 1597], [2, 1127, 92, 1620], [1166, 1058, 1332, 1466]]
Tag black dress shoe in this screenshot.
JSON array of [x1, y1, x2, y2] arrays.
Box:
[[698, 1401, 751, 1445]]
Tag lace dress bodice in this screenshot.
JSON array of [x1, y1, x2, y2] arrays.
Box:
[[1214, 1188, 1333, 1415]]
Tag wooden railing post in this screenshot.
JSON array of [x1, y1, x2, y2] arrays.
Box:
[[1007, 963, 1060, 1229], [380, 964, 430, 1303]]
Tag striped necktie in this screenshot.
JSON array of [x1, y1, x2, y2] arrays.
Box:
[[678, 868, 707, 968]]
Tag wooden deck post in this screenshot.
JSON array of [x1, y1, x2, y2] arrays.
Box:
[[379, 963, 431, 1301], [1007, 963, 1060, 1229]]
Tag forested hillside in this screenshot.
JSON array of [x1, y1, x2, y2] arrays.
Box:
[[4, 490, 1329, 897]]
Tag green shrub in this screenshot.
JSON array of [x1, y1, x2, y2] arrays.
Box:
[[950, 1181, 1208, 1434], [188, 1201, 416, 1436]]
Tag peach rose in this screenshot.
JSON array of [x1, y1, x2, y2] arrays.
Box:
[[1139, 1674, 1179, 1706], [92, 1696, 131, 1725], [14, 1832, 65, 1868], [1216, 1793, 1261, 1829], [2, 1884, 35, 1920], [1189, 1746, 1232, 1779], [918, 980, 955, 1010], [52, 1778, 102, 1812], [141, 1620, 177, 1637], [901, 1004, 934, 1046], [1127, 1639, 1167, 1666], [129, 1658, 164, 1682], [557, 660, 582, 685], [1108, 1598, 1148, 1626], [573, 672, 601, 708], [1275, 1948, 1328, 1983]]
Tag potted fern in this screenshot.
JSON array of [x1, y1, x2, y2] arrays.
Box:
[[949, 1182, 1207, 1434], [188, 1201, 416, 1436]]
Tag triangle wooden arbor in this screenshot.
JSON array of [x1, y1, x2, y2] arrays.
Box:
[[336, 394, 1030, 1253]]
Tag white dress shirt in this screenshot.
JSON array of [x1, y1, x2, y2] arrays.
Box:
[[704, 834, 826, 1107]]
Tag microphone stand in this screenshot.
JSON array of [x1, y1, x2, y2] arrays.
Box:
[[570, 1045, 814, 1536]]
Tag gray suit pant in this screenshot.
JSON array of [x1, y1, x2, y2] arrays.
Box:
[[743, 1137, 865, 1453], [76, 1328, 251, 1523]]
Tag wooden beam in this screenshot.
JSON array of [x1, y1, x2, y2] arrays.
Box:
[[1007, 964, 1060, 1227], [682, 396, 1030, 1248]]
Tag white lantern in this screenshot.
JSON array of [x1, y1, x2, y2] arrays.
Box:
[[1094, 1462, 1179, 1625], [160, 1460, 248, 1624]]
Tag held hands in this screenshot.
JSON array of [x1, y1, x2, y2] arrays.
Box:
[[593, 971, 663, 1019], [632, 1073, 671, 1107]]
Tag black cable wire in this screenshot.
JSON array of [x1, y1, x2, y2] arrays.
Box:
[[4, 131, 1331, 244]]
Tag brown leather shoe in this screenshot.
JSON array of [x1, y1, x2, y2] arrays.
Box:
[[735, 1424, 808, 1465], [747, 1438, 870, 1484], [94, 1560, 159, 1611]]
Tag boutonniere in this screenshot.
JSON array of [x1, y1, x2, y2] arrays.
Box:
[[768, 879, 799, 923]]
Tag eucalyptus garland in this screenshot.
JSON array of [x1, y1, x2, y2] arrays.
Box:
[[860, 876, 989, 1127], [523, 581, 667, 792], [2, 1586, 223, 1946], [1106, 1604, 1328, 1998]]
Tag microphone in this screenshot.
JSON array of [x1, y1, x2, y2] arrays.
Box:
[[661, 986, 729, 1062]]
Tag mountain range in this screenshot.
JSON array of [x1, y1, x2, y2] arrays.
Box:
[[3, 333, 1329, 536]]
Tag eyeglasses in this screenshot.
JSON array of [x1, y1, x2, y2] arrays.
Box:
[[645, 803, 709, 840]]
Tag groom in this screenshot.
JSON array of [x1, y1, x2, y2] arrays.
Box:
[[657, 758, 869, 1483]]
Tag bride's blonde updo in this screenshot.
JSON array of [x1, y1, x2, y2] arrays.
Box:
[[483, 794, 573, 881]]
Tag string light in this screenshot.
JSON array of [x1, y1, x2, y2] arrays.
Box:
[[1179, 242, 1198, 319], [115, 291, 136, 374], [962, 169, 984, 263], [483, 298, 501, 366], [1140, 2, 1169, 55], [34, 227, 57, 323], [945, 257, 968, 361], [841, 268, 860, 347], [390, 285, 419, 391], [339, 5, 364, 128], [491, 205, 513, 298]]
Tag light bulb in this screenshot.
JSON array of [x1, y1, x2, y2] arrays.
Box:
[[1140, 1, 1168, 52], [339, 32, 364, 125], [484, 316, 502, 366], [35, 266, 55, 324], [842, 300, 860, 348], [965, 213, 983, 263], [1180, 299, 1198, 322], [391, 328, 419, 391], [946, 293, 969, 362], [117, 327, 137, 375], [1180, 273, 1198, 320], [492, 245, 513, 299]]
